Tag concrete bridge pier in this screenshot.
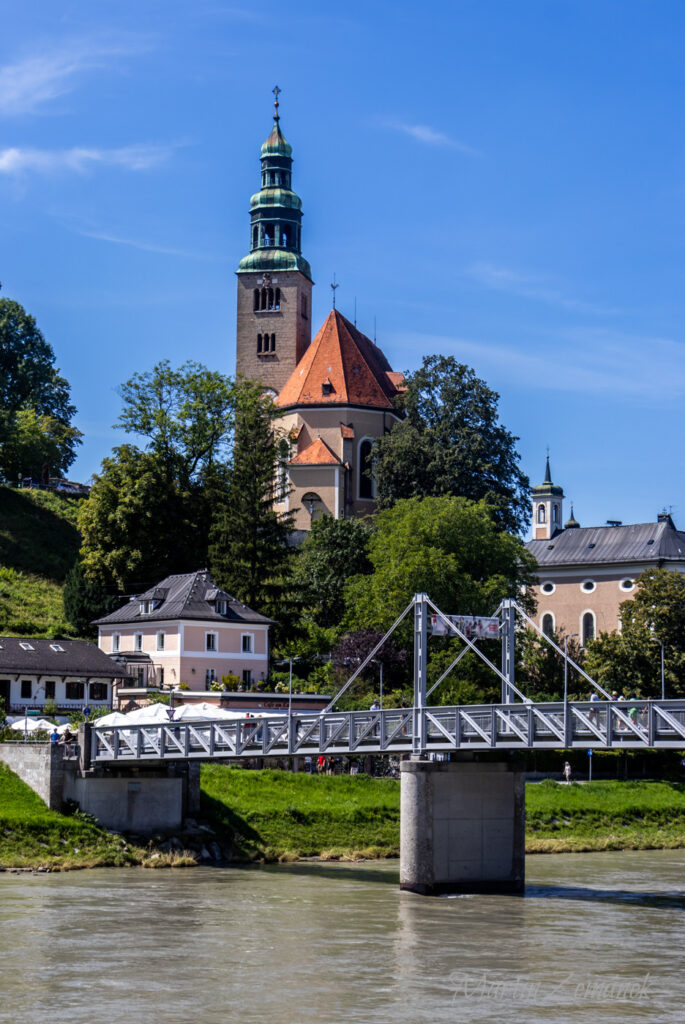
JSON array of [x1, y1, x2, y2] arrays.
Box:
[[400, 755, 525, 895]]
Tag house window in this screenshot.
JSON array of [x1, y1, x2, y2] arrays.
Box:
[[19, 642, 34, 651], [136, 668, 145, 687], [242, 669, 253, 687], [156, 632, 165, 651], [541, 581, 555, 595], [21, 680, 32, 699], [90, 682, 108, 701], [242, 634, 253, 653], [537, 504, 546, 524], [65, 682, 85, 701], [359, 439, 374, 500], [581, 580, 596, 593], [206, 633, 217, 652], [44, 680, 55, 699], [582, 612, 596, 646], [541, 613, 554, 637], [112, 634, 120, 653], [134, 633, 143, 652], [205, 668, 216, 690], [620, 579, 635, 592], [217, 600, 227, 616]]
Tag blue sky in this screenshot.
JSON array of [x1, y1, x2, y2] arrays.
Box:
[[2, 0, 684, 536]]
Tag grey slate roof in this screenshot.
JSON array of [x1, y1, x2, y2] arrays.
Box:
[[92, 571, 275, 627], [0, 638, 132, 678], [526, 517, 685, 569]]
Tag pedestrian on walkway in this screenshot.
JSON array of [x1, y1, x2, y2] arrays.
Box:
[[563, 761, 572, 783]]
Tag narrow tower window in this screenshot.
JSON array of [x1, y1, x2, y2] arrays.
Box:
[[582, 612, 596, 646], [542, 613, 554, 637], [267, 287, 275, 310], [257, 333, 263, 353], [359, 440, 374, 500], [275, 287, 280, 309], [537, 504, 546, 524], [253, 288, 260, 311]]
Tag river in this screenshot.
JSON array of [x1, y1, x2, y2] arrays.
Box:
[[1, 850, 683, 1024]]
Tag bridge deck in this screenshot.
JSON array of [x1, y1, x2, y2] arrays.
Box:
[[89, 700, 685, 764]]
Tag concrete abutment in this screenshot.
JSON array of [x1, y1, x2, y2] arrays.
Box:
[[400, 756, 525, 895]]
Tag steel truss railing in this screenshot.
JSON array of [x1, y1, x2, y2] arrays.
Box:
[[90, 699, 685, 764]]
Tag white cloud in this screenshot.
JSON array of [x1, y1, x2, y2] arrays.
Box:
[[388, 120, 479, 155], [0, 144, 174, 175], [0, 37, 149, 117], [390, 327, 685, 401], [74, 226, 215, 261], [466, 261, 621, 316]]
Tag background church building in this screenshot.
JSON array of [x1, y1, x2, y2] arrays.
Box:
[[234, 91, 403, 531]]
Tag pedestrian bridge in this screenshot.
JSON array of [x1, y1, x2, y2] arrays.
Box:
[[89, 698, 685, 764]]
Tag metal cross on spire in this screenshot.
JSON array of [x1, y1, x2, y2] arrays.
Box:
[[272, 85, 281, 122], [331, 273, 339, 309]]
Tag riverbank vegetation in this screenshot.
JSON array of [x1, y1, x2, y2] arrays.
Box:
[[3, 764, 685, 870]]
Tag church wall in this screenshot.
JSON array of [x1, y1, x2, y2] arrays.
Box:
[[531, 563, 685, 643]]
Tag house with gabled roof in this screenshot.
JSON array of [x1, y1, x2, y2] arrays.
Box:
[[94, 570, 274, 693], [0, 638, 129, 715]]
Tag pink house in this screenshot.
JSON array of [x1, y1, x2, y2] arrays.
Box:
[[94, 571, 273, 693]]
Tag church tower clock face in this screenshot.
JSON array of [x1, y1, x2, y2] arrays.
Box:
[[235, 88, 313, 397]]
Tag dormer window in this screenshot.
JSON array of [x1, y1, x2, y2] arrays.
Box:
[[217, 600, 227, 616], [50, 644, 64, 652], [19, 642, 34, 651], [321, 378, 333, 396]]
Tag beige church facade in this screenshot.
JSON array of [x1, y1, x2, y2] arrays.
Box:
[[234, 96, 403, 531], [526, 459, 685, 645]]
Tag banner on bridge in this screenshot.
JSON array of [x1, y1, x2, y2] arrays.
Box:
[[430, 614, 500, 639]]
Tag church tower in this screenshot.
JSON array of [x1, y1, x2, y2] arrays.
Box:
[[532, 455, 564, 540], [235, 88, 313, 395]]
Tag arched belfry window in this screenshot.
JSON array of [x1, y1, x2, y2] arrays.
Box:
[[582, 611, 595, 646], [552, 504, 559, 523], [359, 439, 375, 500], [537, 504, 546, 523]]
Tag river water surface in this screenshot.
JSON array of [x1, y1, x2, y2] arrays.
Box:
[[1, 850, 684, 1024]]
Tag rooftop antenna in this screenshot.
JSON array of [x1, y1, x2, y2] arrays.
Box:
[[272, 84, 281, 123], [331, 273, 339, 309]]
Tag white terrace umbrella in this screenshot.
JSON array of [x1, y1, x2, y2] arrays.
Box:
[[125, 704, 172, 724], [34, 718, 57, 731], [172, 703, 246, 722], [93, 711, 130, 727], [9, 718, 42, 732]]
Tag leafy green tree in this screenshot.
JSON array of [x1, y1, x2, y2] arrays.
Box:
[[63, 559, 119, 636], [79, 445, 201, 589], [79, 361, 235, 590], [294, 515, 372, 628], [209, 381, 293, 618], [585, 568, 685, 697], [0, 298, 80, 480], [373, 355, 530, 534], [117, 359, 235, 487], [1, 408, 82, 483], [345, 495, 536, 632]]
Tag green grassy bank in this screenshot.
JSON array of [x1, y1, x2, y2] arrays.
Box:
[[200, 766, 685, 861], [0, 764, 194, 870], [3, 764, 685, 870]]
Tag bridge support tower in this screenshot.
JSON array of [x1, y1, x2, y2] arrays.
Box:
[[399, 755, 525, 895]]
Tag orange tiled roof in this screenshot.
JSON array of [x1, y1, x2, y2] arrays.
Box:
[[340, 423, 355, 439], [289, 437, 342, 466], [277, 309, 403, 410]]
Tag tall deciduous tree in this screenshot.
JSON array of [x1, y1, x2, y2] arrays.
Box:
[[117, 359, 235, 487], [63, 559, 118, 637], [0, 298, 80, 480], [373, 355, 530, 534], [209, 381, 293, 617], [294, 515, 372, 628], [344, 495, 536, 635]]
